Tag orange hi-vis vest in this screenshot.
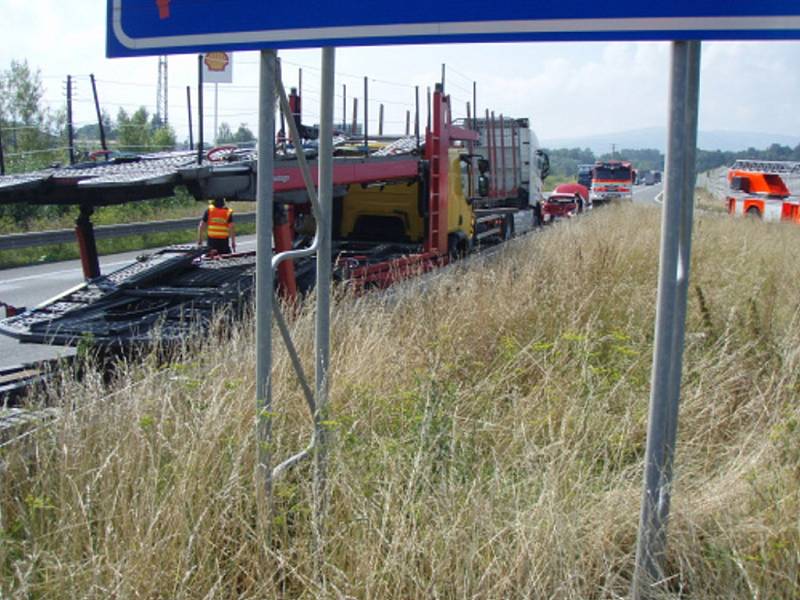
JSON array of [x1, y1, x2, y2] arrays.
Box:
[[207, 206, 232, 239]]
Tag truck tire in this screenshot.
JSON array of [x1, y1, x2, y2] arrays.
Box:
[[746, 206, 761, 219], [502, 215, 515, 241]]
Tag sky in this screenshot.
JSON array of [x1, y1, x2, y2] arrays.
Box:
[[3, 0, 800, 150]]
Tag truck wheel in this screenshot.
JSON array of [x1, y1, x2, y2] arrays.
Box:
[[502, 215, 515, 241], [746, 206, 761, 219]]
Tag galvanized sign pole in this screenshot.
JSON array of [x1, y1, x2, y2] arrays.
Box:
[[313, 46, 335, 582], [632, 40, 701, 599], [255, 49, 276, 522]]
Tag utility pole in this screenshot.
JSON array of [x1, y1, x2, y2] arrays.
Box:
[[157, 56, 169, 126], [66, 75, 75, 165]]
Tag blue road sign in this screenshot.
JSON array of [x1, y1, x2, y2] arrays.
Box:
[[108, 0, 800, 57]]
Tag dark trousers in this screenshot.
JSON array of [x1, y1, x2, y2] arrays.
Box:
[[208, 237, 231, 254]]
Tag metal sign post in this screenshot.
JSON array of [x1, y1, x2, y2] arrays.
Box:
[[255, 48, 276, 521], [632, 40, 701, 599], [313, 46, 335, 584]]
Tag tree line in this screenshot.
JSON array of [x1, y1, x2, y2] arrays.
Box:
[[0, 60, 254, 226], [0, 59, 255, 177], [544, 143, 800, 180]]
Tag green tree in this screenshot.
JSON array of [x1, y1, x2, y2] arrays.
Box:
[[233, 123, 255, 143], [543, 147, 596, 178], [598, 148, 664, 172], [116, 107, 176, 152], [216, 122, 234, 144], [216, 122, 254, 145], [0, 60, 65, 225], [116, 107, 151, 151], [151, 126, 176, 151], [75, 110, 116, 143], [0, 59, 62, 174]]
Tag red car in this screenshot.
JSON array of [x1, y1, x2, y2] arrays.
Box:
[[542, 192, 581, 222], [553, 183, 590, 210]]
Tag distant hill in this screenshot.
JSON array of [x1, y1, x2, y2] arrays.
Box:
[[541, 127, 800, 154]]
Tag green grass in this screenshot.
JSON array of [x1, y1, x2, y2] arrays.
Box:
[[2, 205, 799, 597]]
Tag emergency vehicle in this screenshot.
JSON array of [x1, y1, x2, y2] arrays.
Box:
[[726, 159, 800, 224], [590, 160, 634, 204]]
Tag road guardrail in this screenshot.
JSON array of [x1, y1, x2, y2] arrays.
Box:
[[0, 212, 256, 252]]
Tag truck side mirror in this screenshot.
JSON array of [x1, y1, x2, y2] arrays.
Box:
[[536, 150, 550, 180]]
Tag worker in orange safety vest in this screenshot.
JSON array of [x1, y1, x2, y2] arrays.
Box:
[[197, 198, 236, 254]]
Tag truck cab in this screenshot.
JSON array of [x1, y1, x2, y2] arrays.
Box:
[[590, 160, 634, 204], [338, 147, 475, 249]]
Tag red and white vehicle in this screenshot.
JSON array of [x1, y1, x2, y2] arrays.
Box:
[[590, 160, 634, 204], [726, 160, 800, 224], [554, 182, 590, 211], [542, 192, 581, 222]]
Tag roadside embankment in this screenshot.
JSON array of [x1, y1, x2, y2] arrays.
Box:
[[2, 204, 799, 597]]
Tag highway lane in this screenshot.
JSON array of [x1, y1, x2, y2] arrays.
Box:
[[0, 235, 257, 370], [632, 181, 664, 204]]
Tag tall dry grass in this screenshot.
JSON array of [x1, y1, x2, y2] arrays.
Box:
[[2, 204, 799, 598]]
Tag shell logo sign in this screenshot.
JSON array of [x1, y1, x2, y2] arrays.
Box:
[[202, 52, 234, 84], [204, 52, 230, 72]]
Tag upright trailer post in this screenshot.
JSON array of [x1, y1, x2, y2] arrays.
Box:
[[90, 74, 108, 152], [466, 102, 473, 155], [363, 76, 369, 154], [473, 82, 477, 131], [415, 86, 420, 150], [499, 115, 506, 197], [186, 86, 194, 150], [511, 122, 518, 193], [487, 110, 496, 198], [255, 48, 277, 528], [75, 204, 100, 279], [342, 84, 347, 130], [0, 123, 5, 176], [197, 55, 204, 164], [427, 86, 431, 131], [632, 40, 701, 599]]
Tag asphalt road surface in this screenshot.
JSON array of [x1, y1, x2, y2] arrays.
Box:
[[0, 235, 257, 370], [1, 187, 664, 372], [632, 181, 664, 204]]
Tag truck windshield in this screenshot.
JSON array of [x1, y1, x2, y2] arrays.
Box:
[[594, 166, 631, 181]]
